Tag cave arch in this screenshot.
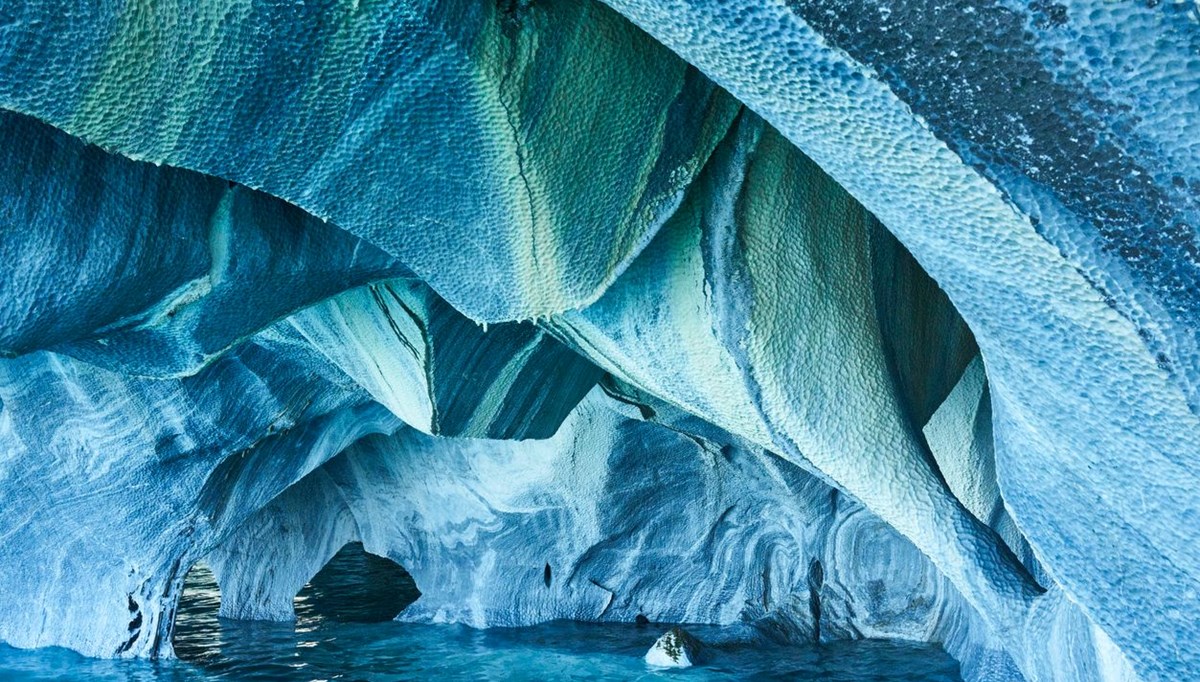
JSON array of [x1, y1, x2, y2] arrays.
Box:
[[171, 562, 224, 661], [171, 543, 420, 659], [293, 542, 420, 624]]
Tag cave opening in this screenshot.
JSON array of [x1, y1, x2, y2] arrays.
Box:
[[294, 542, 421, 624], [171, 561, 223, 663], [171, 543, 420, 662]]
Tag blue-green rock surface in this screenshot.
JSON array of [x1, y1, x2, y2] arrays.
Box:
[[0, 1, 1195, 681]]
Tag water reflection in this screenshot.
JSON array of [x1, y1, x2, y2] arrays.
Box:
[[0, 544, 964, 681]]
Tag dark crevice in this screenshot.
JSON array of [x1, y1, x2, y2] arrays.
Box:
[[808, 558, 824, 643], [761, 564, 771, 610], [494, 6, 543, 274], [115, 595, 142, 655], [384, 283, 439, 431], [370, 284, 421, 362], [597, 374, 656, 420]]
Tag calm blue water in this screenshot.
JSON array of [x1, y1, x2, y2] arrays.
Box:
[[0, 544, 963, 681]]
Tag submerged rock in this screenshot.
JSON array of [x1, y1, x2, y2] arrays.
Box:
[[645, 627, 703, 668]]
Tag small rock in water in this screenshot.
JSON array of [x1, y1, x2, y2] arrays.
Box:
[[644, 627, 702, 668]]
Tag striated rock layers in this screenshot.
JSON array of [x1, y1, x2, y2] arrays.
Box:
[[0, 0, 1195, 681]]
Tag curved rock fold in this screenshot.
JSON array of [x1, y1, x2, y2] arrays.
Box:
[[0, 1, 1193, 681]]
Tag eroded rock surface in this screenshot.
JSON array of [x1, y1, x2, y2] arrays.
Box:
[[0, 0, 1193, 681]]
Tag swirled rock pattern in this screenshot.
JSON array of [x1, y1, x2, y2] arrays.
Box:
[[0, 0, 1194, 681], [0, 111, 409, 376], [207, 390, 1000, 667]]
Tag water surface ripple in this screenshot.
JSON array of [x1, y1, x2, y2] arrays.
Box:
[[0, 545, 963, 680]]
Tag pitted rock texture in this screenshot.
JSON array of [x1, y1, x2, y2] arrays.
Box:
[[0, 0, 739, 322]]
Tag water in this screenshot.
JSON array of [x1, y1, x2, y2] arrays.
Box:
[[0, 544, 963, 681]]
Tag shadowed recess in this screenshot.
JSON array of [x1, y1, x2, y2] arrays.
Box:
[[294, 543, 420, 624]]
